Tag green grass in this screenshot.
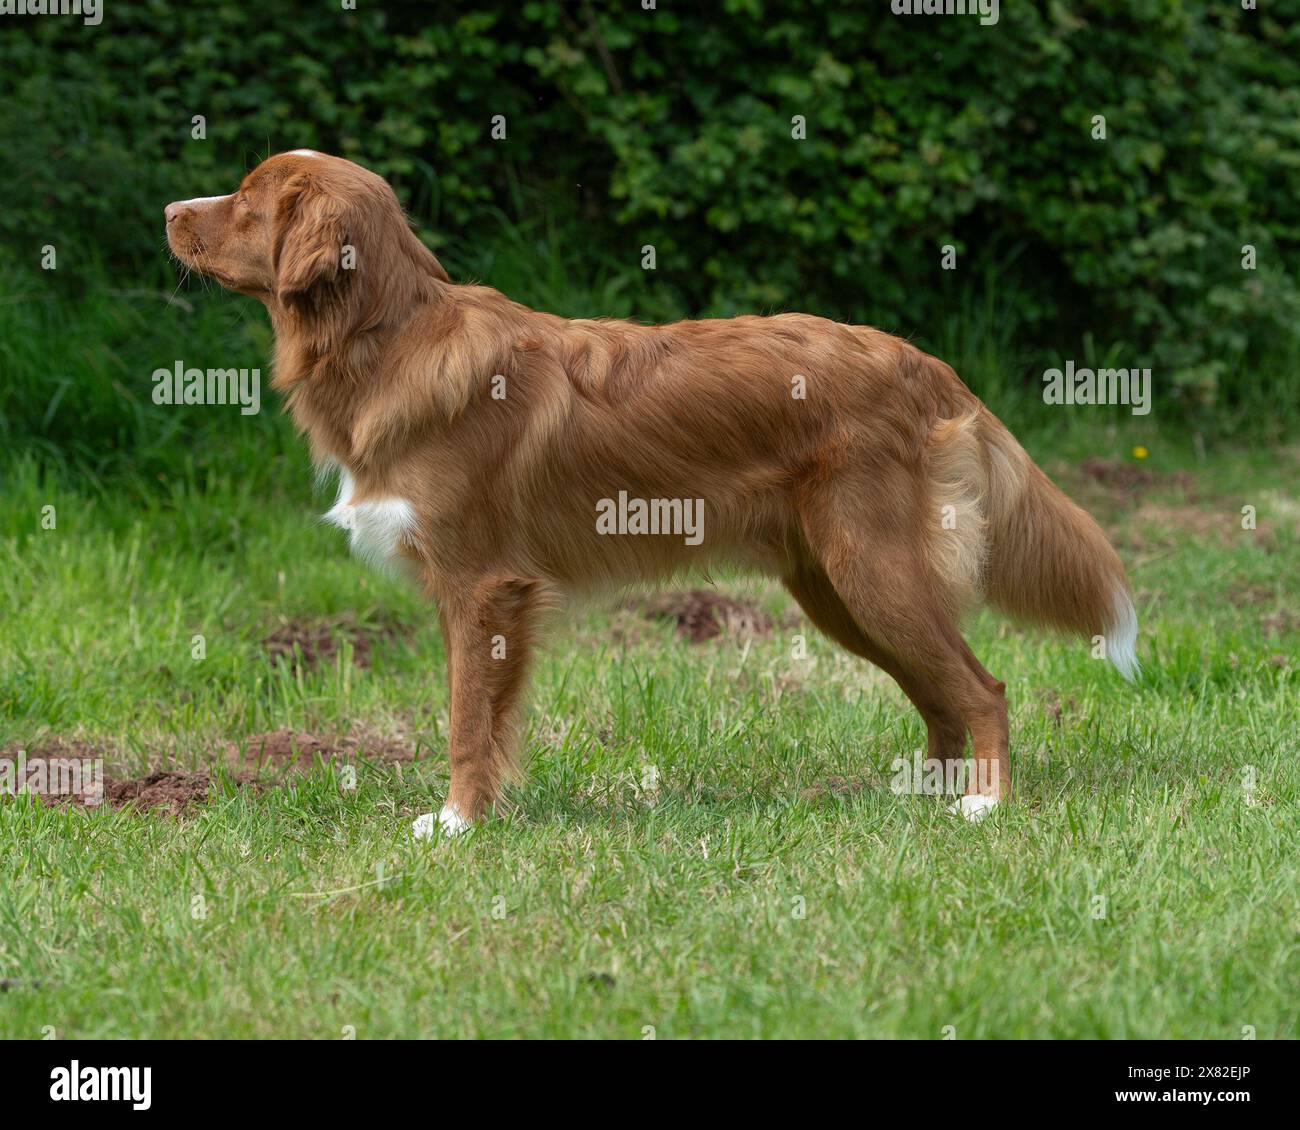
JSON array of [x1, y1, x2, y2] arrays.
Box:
[[1, 428, 1297, 1038], [1, 229, 1297, 1038]]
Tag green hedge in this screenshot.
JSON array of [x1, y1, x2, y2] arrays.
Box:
[[2, 0, 1297, 419]]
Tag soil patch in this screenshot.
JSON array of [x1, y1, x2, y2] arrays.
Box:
[[228, 728, 419, 767], [1041, 689, 1080, 726], [799, 775, 869, 799], [1078, 457, 1158, 496], [261, 617, 409, 670], [1074, 457, 1196, 506], [3, 726, 422, 815], [0, 740, 253, 814], [1261, 609, 1300, 638], [1130, 503, 1276, 547], [99, 770, 248, 815], [1227, 582, 1277, 608], [639, 589, 777, 643]]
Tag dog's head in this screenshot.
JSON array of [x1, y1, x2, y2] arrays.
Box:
[[165, 150, 447, 313]]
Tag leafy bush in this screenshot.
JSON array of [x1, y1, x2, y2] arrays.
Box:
[[1, 0, 1297, 430]]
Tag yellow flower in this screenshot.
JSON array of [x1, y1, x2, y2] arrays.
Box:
[[1132, 446, 1149, 460]]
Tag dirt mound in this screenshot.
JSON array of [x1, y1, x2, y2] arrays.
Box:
[[1078, 457, 1156, 495], [0, 747, 249, 815], [640, 589, 774, 643], [229, 728, 418, 767], [1077, 457, 1196, 504], [2, 726, 421, 816], [101, 770, 244, 815], [1, 738, 108, 807], [262, 617, 410, 670]]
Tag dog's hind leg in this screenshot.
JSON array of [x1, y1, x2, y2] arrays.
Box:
[[413, 575, 553, 839], [783, 562, 968, 768], [797, 478, 1009, 818]]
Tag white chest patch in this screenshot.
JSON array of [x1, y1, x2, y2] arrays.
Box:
[[323, 468, 419, 573]]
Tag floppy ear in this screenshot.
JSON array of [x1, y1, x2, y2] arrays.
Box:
[[274, 174, 346, 300]]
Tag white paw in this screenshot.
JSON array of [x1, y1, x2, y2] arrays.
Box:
[[948, 794, 999, 822], [412, 803, 471, 840]]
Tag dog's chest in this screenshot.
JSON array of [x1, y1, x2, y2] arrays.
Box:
[[323, 468, 419, 573]]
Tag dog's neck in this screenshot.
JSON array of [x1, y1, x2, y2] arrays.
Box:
[[267, 237, 450, 467], [270, 323, 385, 465]]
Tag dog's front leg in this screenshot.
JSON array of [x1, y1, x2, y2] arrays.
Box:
[[413, 576, 549, 839]]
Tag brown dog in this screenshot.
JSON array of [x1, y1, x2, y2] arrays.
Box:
[[165, 151, 1137, 834]]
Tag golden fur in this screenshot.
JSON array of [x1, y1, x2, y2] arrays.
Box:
[[166, 151, 1137, 823]]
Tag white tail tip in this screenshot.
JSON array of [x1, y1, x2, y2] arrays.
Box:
[[1107, 587, 1140, 682]]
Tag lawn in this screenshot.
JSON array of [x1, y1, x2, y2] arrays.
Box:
[[1, 419, 1296, 1039]]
